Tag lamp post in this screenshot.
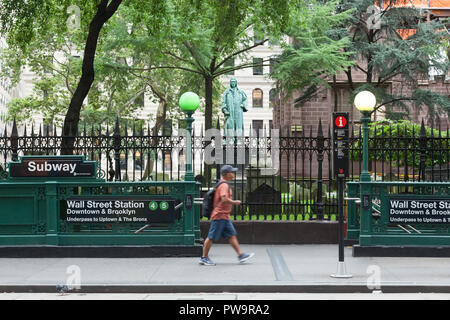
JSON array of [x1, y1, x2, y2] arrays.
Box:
[[179, 92, 200, 182], [354, 90, 376, 243], [354, 91, 376, 182]]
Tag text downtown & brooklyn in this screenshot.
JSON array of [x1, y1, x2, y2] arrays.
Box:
[[66, 208, 139, 216], [390, 208, 450, 216]]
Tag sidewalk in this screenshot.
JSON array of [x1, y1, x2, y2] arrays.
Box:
[[0, 244, 449, 293]]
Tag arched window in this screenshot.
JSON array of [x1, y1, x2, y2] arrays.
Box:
[[269, 89, 276, 108], [252, 89, 263, 108]]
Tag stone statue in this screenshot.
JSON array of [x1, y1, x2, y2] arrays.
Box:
[[221, 78, 248, 138]]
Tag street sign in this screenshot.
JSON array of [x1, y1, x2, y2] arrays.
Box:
[[332, 112, 349, 178], [9, 156, 96, 178], [389, 198, 450, 224], [62, 197, 176, 223], [335, 115, 347, 128]]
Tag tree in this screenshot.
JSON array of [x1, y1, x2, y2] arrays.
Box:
[[329, 0, 450, 123], [61, 0, 122, 154], [113, 0, 292, 131], [268, 0, 355, 105], [0, 0, 175, 153], [0, 3, 147, 128]]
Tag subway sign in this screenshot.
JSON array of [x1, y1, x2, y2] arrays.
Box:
[[389, 198, 450, 224], [9, 156, 96, 178], [62, 197, 176, 224]]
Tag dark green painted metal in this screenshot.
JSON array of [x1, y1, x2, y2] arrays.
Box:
[[346, 182, 360, 240], [347, 181, 450, 246], [0, 156, 201, 246], [6, 155, 102, 181]]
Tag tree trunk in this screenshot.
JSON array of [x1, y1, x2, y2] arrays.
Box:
[[142, 92, 167, 180], [61, 0, 122, 155], [333, 75, 338, 112], [204, 76, 214, 185], [204, 76, 214, 131]]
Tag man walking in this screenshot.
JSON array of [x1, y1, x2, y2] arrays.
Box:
[[200, 165, 254, 266]]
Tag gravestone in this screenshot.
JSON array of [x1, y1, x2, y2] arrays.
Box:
[[245, 167, 288, 194], [247, 183, 281, 215]]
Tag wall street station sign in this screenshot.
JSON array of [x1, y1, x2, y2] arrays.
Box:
[[62, 197, 176, 224], [9, 156, 96, 178], [389, 198, 450, 224]]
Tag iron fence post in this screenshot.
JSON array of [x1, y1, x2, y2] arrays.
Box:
[[316, 119, 324, 219], [114, 118, 121, 181], [419, 119, 427, 182]]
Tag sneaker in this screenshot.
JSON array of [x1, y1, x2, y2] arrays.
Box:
[[238, 252, 255, 263], [199, 256, 216, 266]]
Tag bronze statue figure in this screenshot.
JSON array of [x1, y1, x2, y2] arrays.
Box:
[[221, 78, 248, 138]]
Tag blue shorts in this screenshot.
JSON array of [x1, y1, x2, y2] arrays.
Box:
[[207, 219, 237, 241]]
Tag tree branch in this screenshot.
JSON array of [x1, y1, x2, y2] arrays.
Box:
[[214, 61, 271, 78], [372, 97, 415, 113], [105, 63, 204, 75], [106, 87, 116, 114], [355, 64, 368, 74], [215, 39, 269, 70], [182, 41, 208, 73], [163, 51, 197, 67], [116, 86, 147, 116]]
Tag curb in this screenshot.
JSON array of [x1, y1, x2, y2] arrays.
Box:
[[2, 284, 450, 294], [0, 245, 203, 258], [353, 245, 450, 257]]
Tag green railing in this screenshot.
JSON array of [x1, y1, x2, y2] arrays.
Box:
[[0, 156, 201, 246], [347, 181, 450, 246]]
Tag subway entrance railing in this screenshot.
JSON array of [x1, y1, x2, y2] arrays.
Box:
[[346, 181, 450, 248], [0, 155, 201, 248]]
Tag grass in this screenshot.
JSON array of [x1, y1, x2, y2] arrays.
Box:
[[202, 192, 338, 221]]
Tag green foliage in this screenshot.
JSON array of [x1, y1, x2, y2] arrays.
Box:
[[118, 0, 294, 129], [332, 0, 450, 121], [351, 120, 450, 168], [270, 0, 355, 97], [0, 1, 196, 129]]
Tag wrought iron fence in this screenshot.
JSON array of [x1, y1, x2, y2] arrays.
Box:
[[0, 118, 448, 221]]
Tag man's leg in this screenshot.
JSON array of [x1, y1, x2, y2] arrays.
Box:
[[227, 223, 255, 263], [203, 220, 220, 258], [202, 237, 214, 258], [228, 235, 243, 256]]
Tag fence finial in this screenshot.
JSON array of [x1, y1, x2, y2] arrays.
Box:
[[11, 117, 18, 137], [420, 119, 426, 137], [11, 118, 18, 161], [317, 118, 323, 137]]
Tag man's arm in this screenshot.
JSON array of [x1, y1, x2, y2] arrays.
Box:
[[217, 184, 241, 205], [219, 195, 241, 205]]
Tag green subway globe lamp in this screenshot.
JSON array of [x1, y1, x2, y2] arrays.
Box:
[[179, 92, 200, 181], [179, 92, 200, 115], [354, 90, 376, 183]]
